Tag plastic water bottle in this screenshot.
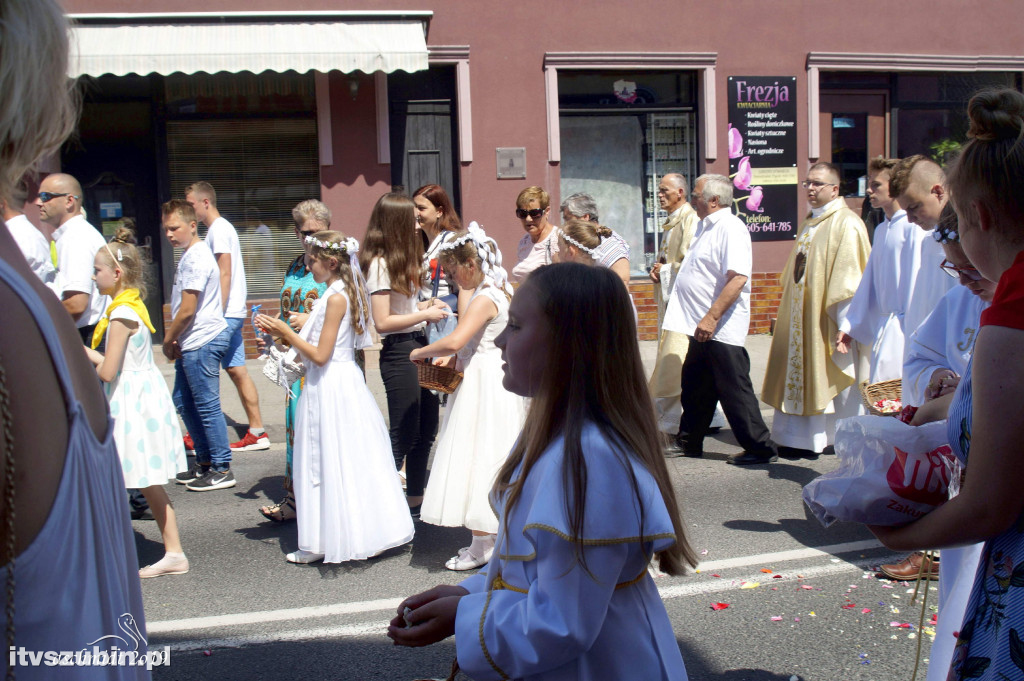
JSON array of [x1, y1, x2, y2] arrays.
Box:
[[251, 304, 274, 358]]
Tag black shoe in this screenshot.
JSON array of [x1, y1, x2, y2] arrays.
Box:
[[409, 504, 421, 519], [707, 426, 721, 434], [175, 462, 209, 485], [682, 449, 704, 458], [778, 446, 806, 460], [664, 433, 689, 457], [727, 451, 778, 465]]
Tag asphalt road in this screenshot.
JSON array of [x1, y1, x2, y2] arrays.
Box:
[[136, 336, 933, 681]]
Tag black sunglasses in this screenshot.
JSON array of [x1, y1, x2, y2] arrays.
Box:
[[38, 191, 77, 202], [516, 208, 545, 220]]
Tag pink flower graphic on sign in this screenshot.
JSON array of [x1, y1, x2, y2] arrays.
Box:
[[733, 156, 752, 190], [728, 125, 743, 159], [746, 186, 764, 213]]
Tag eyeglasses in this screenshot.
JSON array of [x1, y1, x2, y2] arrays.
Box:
[[800, 180, 836, 190], [516, 208, 545, 220], [940, 259, 983, 281], [38, 191, 77, 202]]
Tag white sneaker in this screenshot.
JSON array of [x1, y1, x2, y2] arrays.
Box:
[[286, 550, 325, 564]]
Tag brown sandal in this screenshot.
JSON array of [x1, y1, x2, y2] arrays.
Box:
[[259, 494, 297, 523]]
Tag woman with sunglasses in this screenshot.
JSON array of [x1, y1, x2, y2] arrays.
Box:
[[510, 186, 559, 284], [256, 200, 330, 523]]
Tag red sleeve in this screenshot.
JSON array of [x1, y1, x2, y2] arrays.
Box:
[[981, 251, 1024, 329]]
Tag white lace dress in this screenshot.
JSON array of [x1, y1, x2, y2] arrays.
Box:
[[293, 281, 414, 561], [421, 284, 527, 533]]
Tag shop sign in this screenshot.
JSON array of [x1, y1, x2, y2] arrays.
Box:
[[727, 76, 798, 241]]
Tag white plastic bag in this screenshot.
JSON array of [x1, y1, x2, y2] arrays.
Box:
[[802, 415, 959, 528]]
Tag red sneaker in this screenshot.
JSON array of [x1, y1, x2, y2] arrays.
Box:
[[230, 429, 271, 451], [183, 433, 195, 453]]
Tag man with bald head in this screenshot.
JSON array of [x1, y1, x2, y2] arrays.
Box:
[[762, 162, 870, 460], [36, 172, 108, 342]]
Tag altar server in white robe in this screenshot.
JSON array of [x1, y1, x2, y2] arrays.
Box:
[[836, 157, 918, 381]]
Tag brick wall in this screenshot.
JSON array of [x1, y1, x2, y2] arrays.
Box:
[[749, 272, 783, 335], [627, 272, 783, 341], [628, 280, 659, 341]]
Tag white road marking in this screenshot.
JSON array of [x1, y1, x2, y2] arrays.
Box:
[[149, 539, 894, 645]]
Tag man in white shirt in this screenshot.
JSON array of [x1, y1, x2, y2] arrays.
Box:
[[163, 199, 236, 492], [185, 182, 269, 452], [663, 174, 778, 465], [35, 173, 109, 343], [3, 181, 55, 287]]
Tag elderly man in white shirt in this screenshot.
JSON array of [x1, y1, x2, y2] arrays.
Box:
[[2, 182, 56, 287], [662, 174, 778, 466], [35, 173, 109, 343]]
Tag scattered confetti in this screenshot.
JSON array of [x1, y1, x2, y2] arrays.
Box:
[[800, 584, 814, 590], [712, 574, 721, 578], [773, 574, 783, 579], [711, 602, 730, 611], [809, 611, 816, 617], [760, 568, 774, 574], [771, 616, 784, 621], [890, 621, 912, 628], [701, 549, 709, 556], [881, 584, 894, 589], [841, 603, 857, 609], [862, 608, 872, 614], [794, 617, 800, 622], [203, 651, 212, 656], [740, 582, 760, 589]]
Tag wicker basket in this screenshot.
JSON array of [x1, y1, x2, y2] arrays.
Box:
[[860, 378, 903, 416], [417, 362, 464, 394]]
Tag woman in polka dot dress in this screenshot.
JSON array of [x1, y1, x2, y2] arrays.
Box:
[[84, 227, 189, 579]]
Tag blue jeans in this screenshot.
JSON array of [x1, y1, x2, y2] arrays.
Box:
[[173, 326, 232, 471]]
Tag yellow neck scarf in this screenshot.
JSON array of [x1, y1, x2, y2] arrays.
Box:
[[91, 288, 156, 349]]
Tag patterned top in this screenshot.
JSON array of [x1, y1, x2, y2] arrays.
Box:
[[944, 251, 1024, 681], [280, 254, 327, 319]]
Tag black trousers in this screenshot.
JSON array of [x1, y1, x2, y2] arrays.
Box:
[[379, 332, 439, 497], [679, 337, 775, 456]]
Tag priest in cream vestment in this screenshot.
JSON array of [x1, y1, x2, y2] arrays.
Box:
[[762, 163, 870, 458]]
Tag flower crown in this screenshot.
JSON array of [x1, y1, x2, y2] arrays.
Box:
[[305, 234, 359, 255], [437, 222, 513, 295], [933, 224, 959, 244], [556, 227, 598, 256]]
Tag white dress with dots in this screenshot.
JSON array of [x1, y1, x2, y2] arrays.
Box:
[[105, 305, 187, 488]]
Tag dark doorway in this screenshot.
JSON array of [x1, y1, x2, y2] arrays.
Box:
[[62, 75, 164, 335], [387, 67, 460, 215]]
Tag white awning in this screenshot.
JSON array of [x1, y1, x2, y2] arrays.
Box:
[[68, 17, 429, 77]]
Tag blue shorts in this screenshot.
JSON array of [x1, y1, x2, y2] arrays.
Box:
[[222, 317, 247, 369]]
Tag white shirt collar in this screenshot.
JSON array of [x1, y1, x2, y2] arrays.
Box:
[[52, 213, 88, 241], [810, 197, 844, 219]]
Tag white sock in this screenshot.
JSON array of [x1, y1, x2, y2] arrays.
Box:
[[468, 534, 495, 559], [250, 428, 265, 436]]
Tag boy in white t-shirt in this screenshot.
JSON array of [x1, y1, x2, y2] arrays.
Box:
[[185, 182, 269, 452], [162, 199, 236, 491]]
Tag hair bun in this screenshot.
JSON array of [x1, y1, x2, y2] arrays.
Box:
[[968, 89, 1024, 142], [111, 225, 137, 245], [595, 225, 613, 238]]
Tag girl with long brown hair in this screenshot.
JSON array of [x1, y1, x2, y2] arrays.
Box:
[[359, 193, 450, 515], [389, 262, 696, 679]]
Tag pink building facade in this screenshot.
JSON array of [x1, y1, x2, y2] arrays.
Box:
[[57, 1, 1024, 347]]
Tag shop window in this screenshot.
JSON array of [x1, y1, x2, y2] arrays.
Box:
[[166, 117, 320, 298], [558, 71, 698, 276]]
